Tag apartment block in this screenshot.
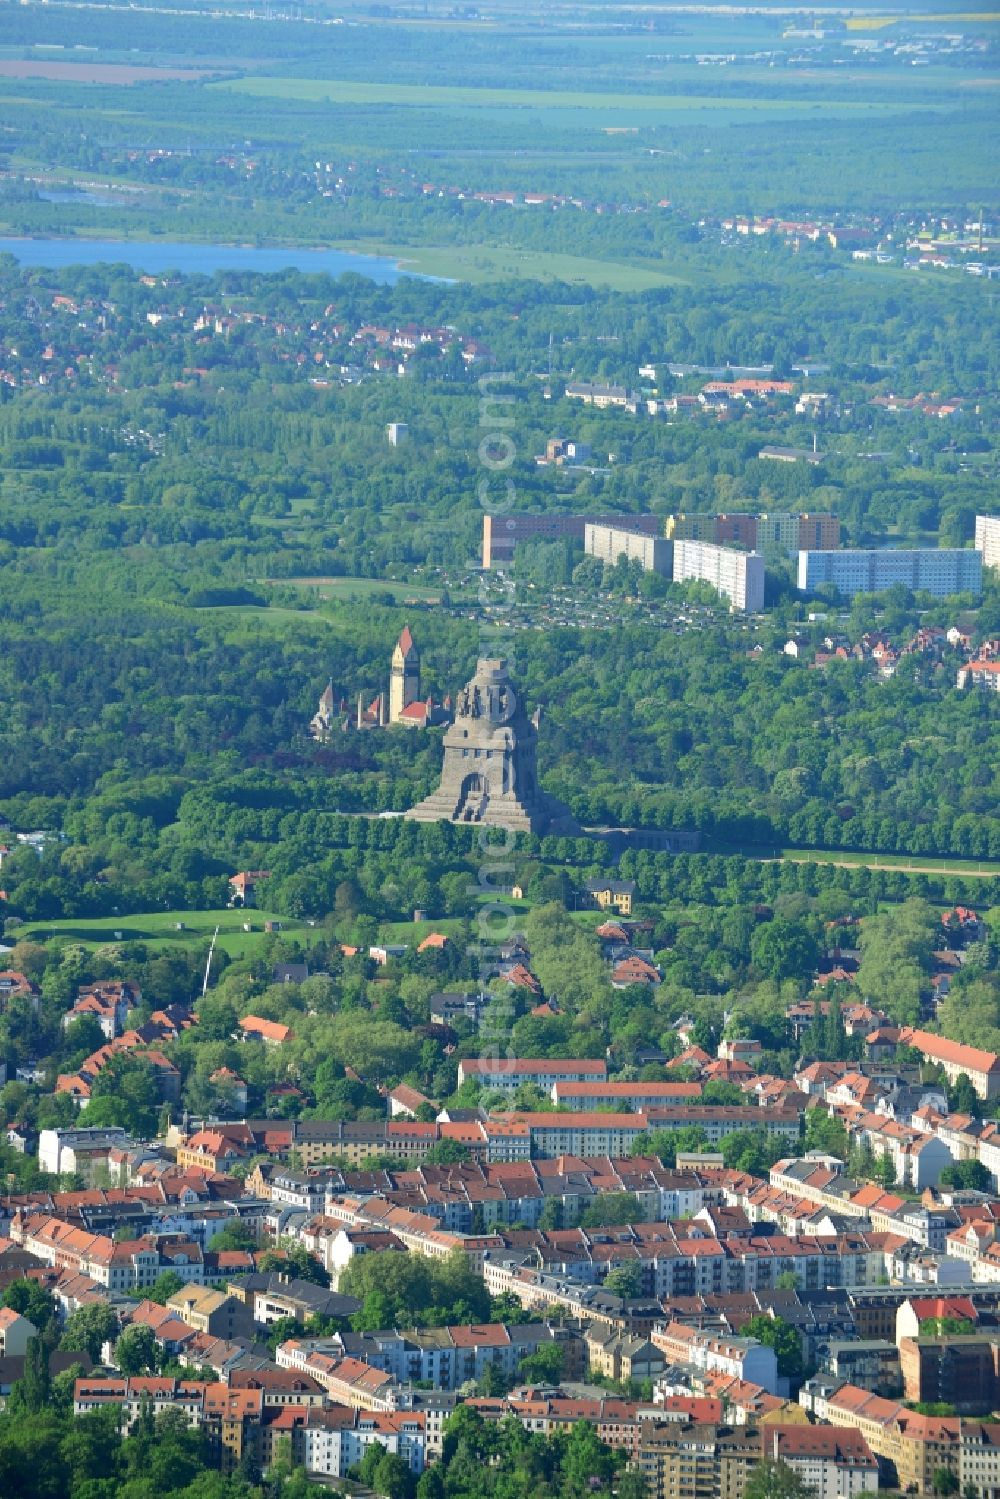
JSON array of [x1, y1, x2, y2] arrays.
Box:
[[652, 1321, 779, 1393], [716, 513, 759, 548], [635, 1420, 762, 1499], [456, 1057, 607, 1091], [584, 523, 673, 576], [756, 512, 802, 555], [38, 1127, 133, 1180], [799, 513, 841, 550], [899, 1335, 1000, 1415], [551, 1080, 702, 1111], [762, 1425, 878, 1499], [976, 514, 1000, 572], [297, 1407, 426, 1481], [672, 539, 766, 613], [665, 513, 720, 542], [797, 547, 982, 601], [481, 512, 659, 568], [958, 660, 1000, 692]]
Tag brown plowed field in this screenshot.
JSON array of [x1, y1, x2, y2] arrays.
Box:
[[0, 61, 209, 83]]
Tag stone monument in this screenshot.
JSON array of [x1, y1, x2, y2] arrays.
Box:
[[405, 657, 579, 834]]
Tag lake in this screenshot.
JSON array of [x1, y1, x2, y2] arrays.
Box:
[[0, 236, 432, 283]]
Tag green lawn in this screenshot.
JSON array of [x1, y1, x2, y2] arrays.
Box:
[[379, 917, 466, 944], [271, 576, 446, 603], [781, 849, 1000, 877], [703, 837, 1000, 878], [379, 900, 534, 945], [338, 241, 690, 290], [19, 908, 320, 959]]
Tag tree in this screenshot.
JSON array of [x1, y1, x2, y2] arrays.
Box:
[[743, 1314, 803, 1385], [341, 1246, 489, 1330], [720, 1129, 784, 1175], [1, 1279, 55, 1332], [258, 1242, 330, 1287], [744, 1458, 818, 1499], [603, 1262, 643, 1300], [207, 1220, 258, 1252], [948, 1073, 981, 1118], [491, 1292, 530, 1325], [560, 1419, 618, 1497], [7, 1337, 51, 1415], [61, 1302, 120, 1363], [632, 1124, 708, 1167], [0, 1410, 68, 1496], [940, 1160, 992, 1193], [83, 1053, 161, 1137], [354, 1445, 417, 1499], [579, 1192, 645, 1228], [518, 1342, 564, 1385], [477, 1360, 510, 1397], [751, 919, 821, 984], [146, 1271, 185, 1306], [114, 1323, 158, 1375], [423, 1139, 472, 1166], [538, 1199, 564, 1231], [933, 1468, 959, 1496], [873, 1149, 898, 1189], [803, 1107, 848, 1161]]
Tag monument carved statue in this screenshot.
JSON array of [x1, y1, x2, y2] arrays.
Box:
[[405, 657, 579, 834]]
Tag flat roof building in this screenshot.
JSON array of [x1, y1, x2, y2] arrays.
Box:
[[976, 514, 1000, 573], [673, 539, 765, 613], [798, 548, 982, 601], [482, 513, 660, 569], [585, 523, 673, 576]]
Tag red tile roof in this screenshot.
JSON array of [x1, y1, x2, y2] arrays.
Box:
[[239, 1015, 293, 1044], [906, 1029, 1000, 1075]]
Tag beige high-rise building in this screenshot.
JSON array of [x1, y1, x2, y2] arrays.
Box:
[[584, 523, 673, 576], [673, 539, 765, 613], [976, 514, 1000, 573]]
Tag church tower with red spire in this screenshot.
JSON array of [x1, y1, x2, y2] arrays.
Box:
[[389, 625, 420, 724]]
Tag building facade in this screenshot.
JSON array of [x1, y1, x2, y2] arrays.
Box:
[[797, 548, 982, 600], [481, 512, 659, 569], [673, 540, 765, 613], [584, 523, 673, 576], [976, 514, 1000, 573]]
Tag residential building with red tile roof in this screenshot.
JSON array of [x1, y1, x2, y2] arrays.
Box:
[[503, 963, 543, 996], [239, 1015, 294, 1045], [901, 1029, 1000, 1098], [762, 1424, 878, 1494]]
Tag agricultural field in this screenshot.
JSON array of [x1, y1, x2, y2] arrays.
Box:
[[0, 61, 212, 84], [218, 74, 929, 121]]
